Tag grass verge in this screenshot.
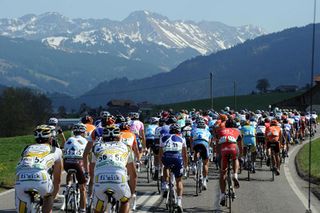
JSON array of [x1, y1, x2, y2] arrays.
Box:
[[296, 138, 320, 183]]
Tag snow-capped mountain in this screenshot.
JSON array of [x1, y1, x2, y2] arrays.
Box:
[[0, 11, 265, 70]]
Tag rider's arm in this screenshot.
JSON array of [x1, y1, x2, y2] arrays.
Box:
[[127, 149, 137, 194], [83, 141, 93, 173], [140, 128, 146, 149], [52, 149, 62, 198]]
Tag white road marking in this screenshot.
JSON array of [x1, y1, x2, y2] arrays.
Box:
[[284, 143, 319, 213]]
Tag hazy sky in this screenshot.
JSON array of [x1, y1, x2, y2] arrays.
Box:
[[0, 0, 317, 32]]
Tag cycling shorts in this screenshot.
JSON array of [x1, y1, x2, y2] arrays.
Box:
[[267, 141, 280, 153], [192, 140, 209, 160], [153, 139, 160, 155], [92, 170, 130, 212], [162, 152, 184, 178], [146, 139, 154, 149], [256, 133, 265, 144], [64, 158, 86, 184], [15, 170, 53, 212], [220, 142, 239, 170]]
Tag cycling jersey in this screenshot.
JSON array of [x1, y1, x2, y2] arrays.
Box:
[[160, 134, 186, 178], [266, 126, 282, 142], [129, 119, 144, 135], [145, 124, 158, 140], [241, 125, 256, 146], [120, 130, 137, 149], [63, 135, 88, 159], [15, 144, 62, 212], [92, 141, 134, 210], [191, 128, 211, 143], [85, 123, 96, 142]]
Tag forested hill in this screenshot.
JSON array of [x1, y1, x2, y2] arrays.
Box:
[[78, 24, 320, 107]]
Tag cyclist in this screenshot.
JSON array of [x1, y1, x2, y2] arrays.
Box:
[[119, 121, 139, 210], [265, 120, 283, 175], [64, 123, 88, 213], [218, 120, 241, 206], [48, 117, 66, 148], [15, 125, 62, 213], [129, 112, 146, 157], [240, 120, 257, 173], [81, 115, 96, 141], [159, 124, 187, 212], [91, 125, 137, 213], [191, 119, 212, 190]]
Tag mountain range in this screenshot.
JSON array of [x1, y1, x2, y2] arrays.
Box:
[[0, 11, 265, 71], [76, 24, 320, 107]]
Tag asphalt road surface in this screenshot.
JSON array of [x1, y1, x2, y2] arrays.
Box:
[[1, 136, 320, 213]]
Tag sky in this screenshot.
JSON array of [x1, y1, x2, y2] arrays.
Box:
[[0, 0, 318, 32]]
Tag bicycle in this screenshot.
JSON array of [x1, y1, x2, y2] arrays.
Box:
[[64, 169, 80, 213], [145, 149, 154, 183], [256, 135, 266, 168], [24, 189, 42, 213], [269, 143, 277, 181], [224, 154, 235, 213], [245, 145, 253, 181], [165, 168, 179, 213], [104, 189, 120, 213], [195, 152, 203, 196]]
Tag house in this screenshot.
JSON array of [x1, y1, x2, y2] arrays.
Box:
[[275, 85, 299, 92], [106, 99, 139, 115]]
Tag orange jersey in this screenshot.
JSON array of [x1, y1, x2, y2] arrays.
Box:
[[120, 130, 137, 149], [85, 123, 96, 141], [265, 126, 281, 142]]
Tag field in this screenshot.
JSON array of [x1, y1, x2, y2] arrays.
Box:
[[296, 138, 320, 181], [154, 91, 303, 112], [0, 131, 71, 190]]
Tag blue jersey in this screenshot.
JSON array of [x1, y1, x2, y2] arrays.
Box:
[[160, 134, 186, 153], [241, 125, 256, 146], [192, 128, 211, 143], [160, 125, 170, 137], [145, 124, 158, 139]]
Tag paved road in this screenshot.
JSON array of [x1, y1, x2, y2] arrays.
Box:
[[1, 137, 320, 212]]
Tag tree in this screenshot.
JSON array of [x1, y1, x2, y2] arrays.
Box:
[[256, 78, 270, 93], [0, 88, 52, 137]]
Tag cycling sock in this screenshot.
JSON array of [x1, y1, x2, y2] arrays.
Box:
[[233, 173, 238, 180]]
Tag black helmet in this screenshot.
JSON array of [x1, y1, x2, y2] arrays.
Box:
[[102, 125, 121, 140], [169, 124, 181, 134], [115, 115, 125, 123], [166, 116, 177, 125]]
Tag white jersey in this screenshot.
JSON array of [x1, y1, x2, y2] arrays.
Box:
[[92, 141, 134, 183], [16, 143, 62, 173], [160, 134, 186, 153], [63, 135, 88, 159], [256, 125, 266, 134]]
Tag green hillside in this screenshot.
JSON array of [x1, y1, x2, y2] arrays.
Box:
[[154, 91, 303, 112]]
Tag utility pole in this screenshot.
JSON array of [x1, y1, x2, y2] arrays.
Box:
[[233, 81, 236, 111], [210, 73, 213, 109]]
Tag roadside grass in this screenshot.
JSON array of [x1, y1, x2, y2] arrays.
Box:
[[154, 91, 303, 112], [0, 131, 71, 190], [296, 138, 320, 181]]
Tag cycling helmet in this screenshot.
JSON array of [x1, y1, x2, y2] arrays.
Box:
[[81, 115, 93, 124], [224, 106, 230, 112], [100, 111, 111, 118], [149, 117, 159, 124], [161, 111, 169, 118], [34, 125, 54, 141], [197, 121, 206, 129], [72, 123, 87, 134], [185, 119, 192, 125], [115, 115, 126, 123], [219, 114, 228, 122], [166, 116, 177, 125], [102, 125, 121, 139], [119, 122, 130, 130], [169, 124, 181, 134], [48, 117, 58, 125]]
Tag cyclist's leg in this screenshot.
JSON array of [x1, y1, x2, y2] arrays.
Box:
[[275, 142, 281, 174], [112, 183, 131, 213]]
